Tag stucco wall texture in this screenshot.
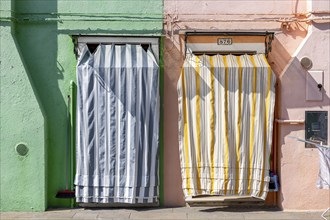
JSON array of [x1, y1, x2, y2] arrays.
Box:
[[0, 2, 46, 211], [0, 0, 329, 212], [278, 23, 330, 210]]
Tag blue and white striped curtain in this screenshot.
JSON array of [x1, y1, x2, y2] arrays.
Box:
[[178, 54, 276, 200], [75, 44, 159, 204]]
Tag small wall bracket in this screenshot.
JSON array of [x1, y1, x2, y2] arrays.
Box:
[[265, 32, 274, 57]]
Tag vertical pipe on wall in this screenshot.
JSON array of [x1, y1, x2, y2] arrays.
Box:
[[159, 37, 165, 206], [69, 80, 77, 208], [268, 80, 278, 207], [273, 114, 277, 206], [274, 81, 279, 207]]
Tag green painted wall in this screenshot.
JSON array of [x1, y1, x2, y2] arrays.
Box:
[[0, 0, 46, 211], [0, 0, 162, 211]]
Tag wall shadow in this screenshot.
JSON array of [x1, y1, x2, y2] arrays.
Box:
[[12, 0, 72, 208], [0, 1, 49, 211]]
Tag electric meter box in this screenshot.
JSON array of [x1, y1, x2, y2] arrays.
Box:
[[305, 111, 328, 148]]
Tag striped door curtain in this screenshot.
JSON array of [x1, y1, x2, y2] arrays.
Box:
[[177, 54, 276, 199], [75, 44, 160, 204]]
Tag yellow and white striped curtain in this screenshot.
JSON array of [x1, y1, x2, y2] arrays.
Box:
[[177, 54, 276, 199]]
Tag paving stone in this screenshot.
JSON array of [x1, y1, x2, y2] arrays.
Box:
[[172, 207, 208, 213], [187, 212, 219, 219], [97, 218, 131, 220], [100, 219, 131, 220], [42, 212, 76, 219], [130, 212, 187, 219], [73, 212, 98, 219], [1, 208, 327, 220], [188, 211, 245, 220], [283, 211, 324, 219], [284, 211, 323, 220], [0, 212, 22, 218], [132, 208, 174, 213], [244, 212, 306, 219], [97, 211, 130, 219], [5, 212, 48, 219]]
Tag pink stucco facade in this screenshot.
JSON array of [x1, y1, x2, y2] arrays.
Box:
[[163, 0, 330, 210]]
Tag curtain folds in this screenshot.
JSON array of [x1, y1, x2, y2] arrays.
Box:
[[75, 44, 159, 204], [177, 54, 276, 199]]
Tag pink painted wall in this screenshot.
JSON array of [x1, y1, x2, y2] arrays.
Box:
[[163, 0, 329, 210], [277, 23, 330, 210]]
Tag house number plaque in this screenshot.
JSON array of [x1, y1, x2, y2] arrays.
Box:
[[217, 38, 233, 45]]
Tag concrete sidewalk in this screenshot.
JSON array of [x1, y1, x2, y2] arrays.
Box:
[[1, 207, 328, 220]]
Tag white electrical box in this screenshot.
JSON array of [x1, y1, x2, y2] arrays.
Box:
[[306, 70, 324, 101]]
